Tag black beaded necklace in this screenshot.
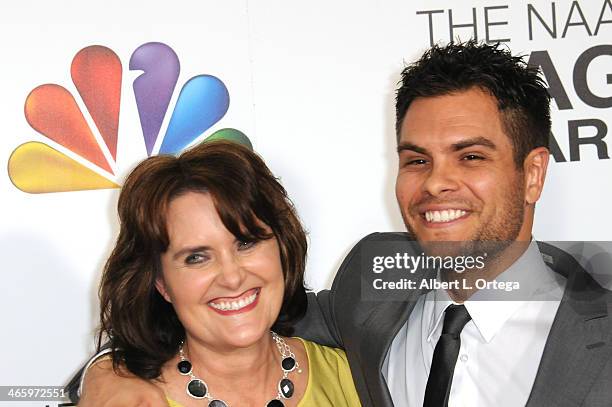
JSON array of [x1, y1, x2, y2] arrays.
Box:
[[177, 331, 301, 407]]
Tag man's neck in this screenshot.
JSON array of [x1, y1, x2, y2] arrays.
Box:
[[444, 240, 532, 302]]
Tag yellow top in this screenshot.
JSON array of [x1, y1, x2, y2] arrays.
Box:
[[167, 338, 361, 406]]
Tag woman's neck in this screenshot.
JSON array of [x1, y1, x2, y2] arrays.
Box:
[[185, 332, 278, 381], [176, 332, 282, 405]]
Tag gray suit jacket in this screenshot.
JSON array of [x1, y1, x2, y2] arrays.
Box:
[[293, 232, 612, 407]]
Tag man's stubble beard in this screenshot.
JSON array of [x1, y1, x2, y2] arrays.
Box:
[[401, 178, 527, 300], [401, 177, 526, 259]]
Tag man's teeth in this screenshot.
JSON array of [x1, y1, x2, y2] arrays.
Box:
[[425, 209, 467, 223], [209, 292, 258, 311]]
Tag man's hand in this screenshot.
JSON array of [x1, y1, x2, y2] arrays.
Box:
[[78, 359, 167, 407]]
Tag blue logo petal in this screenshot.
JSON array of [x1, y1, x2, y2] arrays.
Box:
[[159, 75, 229, 154]]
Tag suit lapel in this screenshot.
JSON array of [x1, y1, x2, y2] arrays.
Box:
[[359, 265, 435, 407], [359, 298, 419, 407], [527, 243, 612, 407]]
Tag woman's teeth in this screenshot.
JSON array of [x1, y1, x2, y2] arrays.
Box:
[[209, 291, 258, 311]]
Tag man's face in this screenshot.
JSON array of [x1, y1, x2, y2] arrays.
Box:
[[395, 87, 530, 243]]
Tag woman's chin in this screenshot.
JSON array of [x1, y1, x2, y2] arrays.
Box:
[[200, 323, 271, 350], [232, 331, 266, 347]]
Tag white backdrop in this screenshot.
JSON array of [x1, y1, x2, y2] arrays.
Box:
[[0, 0, 610, 402]]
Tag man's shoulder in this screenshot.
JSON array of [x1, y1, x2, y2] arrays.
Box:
[[331, 232, 413, 286], [358, 231, 412, 243], [530, 242, 612, 405], [537, 241, 612, 304], [339, 231, 413, 267]]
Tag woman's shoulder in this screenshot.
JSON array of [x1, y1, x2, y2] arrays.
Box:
[[167, 398, 182, 407], [296, 337, 350, 366], [294, 337, 361, 407]]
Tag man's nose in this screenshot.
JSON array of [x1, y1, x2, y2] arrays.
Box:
[[422, 161, 459, 196]]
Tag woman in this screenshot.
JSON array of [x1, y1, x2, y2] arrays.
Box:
[[91, 140, 360, 406]]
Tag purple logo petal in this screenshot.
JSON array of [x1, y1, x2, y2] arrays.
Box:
[[130, 42, 180, 156]]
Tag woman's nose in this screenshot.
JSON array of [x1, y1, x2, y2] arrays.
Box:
[[215, 254, 246, 290]]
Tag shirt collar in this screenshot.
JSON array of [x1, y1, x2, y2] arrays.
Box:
[[426, 240, 559, 343]]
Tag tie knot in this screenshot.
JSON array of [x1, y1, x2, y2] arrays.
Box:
[[441, 304, 471, 337]]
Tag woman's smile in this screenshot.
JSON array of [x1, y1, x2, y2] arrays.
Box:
[[208, 287, 261, 314]]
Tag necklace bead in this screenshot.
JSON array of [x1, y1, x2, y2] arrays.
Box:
[[177, 360, 192, 375], [279, 378, 294, 398], [177, 331, 299, 407], [281, 357, 296, 372], [208, 400, 228, 407], [186, 378, 207, 398]]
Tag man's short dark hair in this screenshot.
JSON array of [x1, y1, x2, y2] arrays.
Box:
[[396, 40, 551, 167]]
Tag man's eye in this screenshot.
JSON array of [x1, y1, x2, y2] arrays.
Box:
[[185, 253, 206, 264], [463, 154, 484, 161], [405, 158, 427, 166]]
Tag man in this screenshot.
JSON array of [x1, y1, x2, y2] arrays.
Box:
[[69, 41, 612, 406]]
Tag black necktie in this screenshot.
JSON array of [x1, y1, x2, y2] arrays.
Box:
[[423, 304, 472, 407]]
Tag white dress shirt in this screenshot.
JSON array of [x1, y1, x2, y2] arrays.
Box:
[[382, 242, 566, 407]]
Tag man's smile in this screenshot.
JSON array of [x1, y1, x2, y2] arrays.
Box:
[[423, 209, 468, 224]]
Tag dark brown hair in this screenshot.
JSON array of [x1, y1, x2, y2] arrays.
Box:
[[98, 140, 308, 379], [396, 40, 551, 167]]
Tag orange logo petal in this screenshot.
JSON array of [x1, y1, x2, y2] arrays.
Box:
[[71, 46, 122, 160], [24, 84, 113, 174]]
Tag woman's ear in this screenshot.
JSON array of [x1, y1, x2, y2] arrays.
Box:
[[155, 278, 172, 303], [523, 147, 550, 205]]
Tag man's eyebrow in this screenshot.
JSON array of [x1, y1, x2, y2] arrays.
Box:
[[397, 137, 496, 154], [397, 142, 429, 155], [451, 137, 497, 151], [172, 245, 210, 261]]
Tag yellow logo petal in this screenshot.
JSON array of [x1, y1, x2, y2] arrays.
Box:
[[8, 142, 119, 194]]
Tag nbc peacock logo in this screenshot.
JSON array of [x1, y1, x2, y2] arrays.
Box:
[[7, 42, 250, 193]]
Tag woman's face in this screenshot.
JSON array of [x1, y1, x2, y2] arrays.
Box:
[[155, 191, 285, 350]]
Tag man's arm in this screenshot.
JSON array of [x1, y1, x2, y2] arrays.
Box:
[[293, 232, 395, 348], [293, 290, 342, 348], [65, 346, 110, 403], [77, 359, 166, 407], [65, 347, 166, 406]]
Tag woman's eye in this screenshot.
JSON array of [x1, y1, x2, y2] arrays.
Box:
[[237, 240, 256, 251], [185, 253, 206, 264]]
